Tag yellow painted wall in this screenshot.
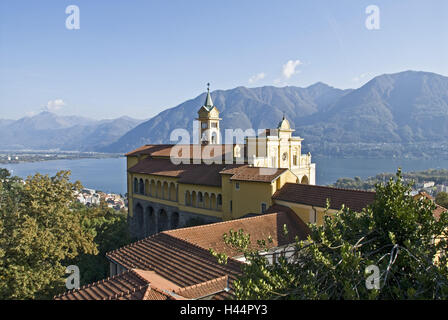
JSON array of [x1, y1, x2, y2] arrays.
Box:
[[127, 154, 303, 222], [273, 199, 337, 225]]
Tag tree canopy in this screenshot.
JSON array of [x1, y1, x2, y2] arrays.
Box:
[[0, 169, 130, 299], [214, 170, 448, 299]]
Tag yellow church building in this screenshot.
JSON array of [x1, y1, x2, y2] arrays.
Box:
[[126, 87, 374, 239]]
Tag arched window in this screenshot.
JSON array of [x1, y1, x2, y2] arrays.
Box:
[[156, 181, 162, 198], [139, 179, 144, 195], [158, 209, 168, 232], [198, 192, 203, 203], [135, 203, 144, 238], [163, 182, 169, 199], [185, 191, 191, 206], [145, 179, 150, 196], [171, 212, 180, 229], [169, 182, 176, 201], [210, 193, 216, 210], [134, 178, 139, 194], [301, 175, 309, 185], [145, 206, 155, 236], [150, 180, 156, 197], [192, 191, 197, 207], [204, 193, 210, 209], [217, 194, 222, 206]]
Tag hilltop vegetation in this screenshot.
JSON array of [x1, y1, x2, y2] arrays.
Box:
[[331, 169, 448, 191], [214, 171, 448, 299]]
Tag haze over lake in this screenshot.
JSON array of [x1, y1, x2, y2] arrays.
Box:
[[3, 157, 448, 195]]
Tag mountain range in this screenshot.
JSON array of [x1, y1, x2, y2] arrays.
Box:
[[0, 112, 144, 151], [2, 70, 448, 158]]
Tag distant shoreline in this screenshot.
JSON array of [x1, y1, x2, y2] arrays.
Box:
[[0, 151, 124, 164]]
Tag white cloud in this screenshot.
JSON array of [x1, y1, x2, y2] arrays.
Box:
[[248, 72, 266, 84], [352, 73, 368, 82], [44, 99, 66, 112], [282, 60, 302, 79]]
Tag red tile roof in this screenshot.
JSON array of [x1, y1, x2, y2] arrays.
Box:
[[54, 269, 173, 300], [414, 192, 447, 220], [54, 269, 231, 300], [273, 183, 376, 212], [128, 157, 244, 187], [126, 144, 242, 161], [128, 157, 286, 186], [165, 211, 310, 256], [174, 275, 230, 300], [106, 232, 243, 288], [56, 210, 308, 300], [221, 166, 289, 183]]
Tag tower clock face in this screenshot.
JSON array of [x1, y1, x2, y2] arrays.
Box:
[[282, 152, 288, 161]]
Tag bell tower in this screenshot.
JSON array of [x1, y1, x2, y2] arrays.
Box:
[[196, 83, 221, 144]]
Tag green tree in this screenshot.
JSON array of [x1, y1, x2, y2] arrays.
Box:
[[70, 201, 130, 286], [213, 170, 448, 299], [0, 169, 97, 299], [436, 192, 448, 209]]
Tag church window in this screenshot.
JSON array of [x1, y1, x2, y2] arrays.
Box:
[[211, 122, 217, 128], [201, 123, 208, 129], [293, 155, 298, 166]]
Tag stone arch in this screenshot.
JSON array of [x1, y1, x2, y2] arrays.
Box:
[[210, 193, 216, 210], [204, 192, 210, 209], [301, 175, 309, 184], [169, 182, 176, 201], [134, 203, 144, 237], [185, 190, 191, 206], [192, 191, 197, 207], [145, 179, 150, 196], [162, 181, 169, 199], [198, 192, 203, 207], [139, 178, 144, 195], [211, 132, 218, 144], [150, 180, 156, 197], [156, 181, 162, 198], [133, 178, 139, 194], [217, 194, 222, 210], [158, 209, 168, 232], [171, 212, 180, 229], [145, 206, 155, 236]]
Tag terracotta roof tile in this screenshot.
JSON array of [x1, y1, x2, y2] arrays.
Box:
[[414, 192, 447, 220], [129, 157, 286, 185], [56, 211, 309, 300], [128, 157, 245, 187], [126, 144, 242, 161], [106, 233, 243, 287], [164, 211, 309, 256], [273, 183, 376, 212], [54, 269, 173, 300], [221, 166, 288, 183], [174, 276, 230, 300]]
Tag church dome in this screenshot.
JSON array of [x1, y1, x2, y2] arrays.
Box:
[[277, 116, 291, 130]]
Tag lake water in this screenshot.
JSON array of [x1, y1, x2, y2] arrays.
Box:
[[2, 157, 448, 194]]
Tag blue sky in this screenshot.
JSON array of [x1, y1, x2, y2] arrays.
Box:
[[1, 0, 447, 120]]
